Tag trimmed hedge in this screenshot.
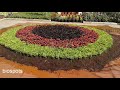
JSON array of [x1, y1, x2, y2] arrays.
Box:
[[0, 24, 113, 59], [7, 12, 51, 20], [83, 12, 109, 22]]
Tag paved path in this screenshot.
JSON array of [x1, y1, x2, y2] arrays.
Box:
[[0, 18, 120, 29], [0, 18, 120, 78]]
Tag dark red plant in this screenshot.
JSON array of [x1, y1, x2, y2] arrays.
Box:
[[16, 24, 99, 48]]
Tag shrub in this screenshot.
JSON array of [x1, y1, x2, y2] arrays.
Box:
[[7, 12, 52, 20], [51, 13, 83, 22], [83, 12, 109, 22]]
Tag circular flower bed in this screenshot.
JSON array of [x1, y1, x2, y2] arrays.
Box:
[[0, 24, 113, 59], [16, 24, 98, 48]]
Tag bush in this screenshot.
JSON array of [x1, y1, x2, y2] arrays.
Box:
[[0, 12, 9, 17], [7, 12, 52, 20], [106, 12, 120, 23], [83, 12, 109, 22]]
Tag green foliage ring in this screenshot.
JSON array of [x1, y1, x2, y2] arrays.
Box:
[[0, 24, 113, 59]]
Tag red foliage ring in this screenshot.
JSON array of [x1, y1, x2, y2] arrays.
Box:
[[16, 25, 99, 48]]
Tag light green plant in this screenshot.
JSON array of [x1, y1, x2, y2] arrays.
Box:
[[7, 12, 51, 20]]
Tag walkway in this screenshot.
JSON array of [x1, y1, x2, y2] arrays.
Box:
[[0, 18, 120, 29], [0, 18, 120, 78]]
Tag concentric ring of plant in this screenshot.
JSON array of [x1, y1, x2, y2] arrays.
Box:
[[16, 24, 99, 48], [0, 24, 113, 59]]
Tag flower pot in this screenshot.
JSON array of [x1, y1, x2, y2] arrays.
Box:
[[61, 19, 64, 22], [0, 15, 4, 19], [64, 19, 67, 22], [72, 17, 76, 22]]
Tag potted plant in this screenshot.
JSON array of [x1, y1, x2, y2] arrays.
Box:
[[62, 16, 66, 22], [79, 16, 83, 22], [59, 16, 62, 22], [51, 12, 57, 21], [69, 15, 73, 22], [60, 16, 64, 22], [54, 14, 60, 21], [64, 16, 68, 22], [76, 15, 79, 22], [67, 15, 71, 22], [65, 16, 69, 22], [0, 15, 4, 19], [72, 15, 76, 22]]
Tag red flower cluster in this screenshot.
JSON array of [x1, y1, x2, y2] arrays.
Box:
[[16, 25, 99, 48]]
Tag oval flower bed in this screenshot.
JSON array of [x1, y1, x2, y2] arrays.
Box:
[[16, 24, 98, 48], [0, 24, 113, 59], [0, 24, 114, 71]]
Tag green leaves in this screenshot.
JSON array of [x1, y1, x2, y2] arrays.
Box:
[[7, 12, 51, 20], [0, 24, 113, 59]]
